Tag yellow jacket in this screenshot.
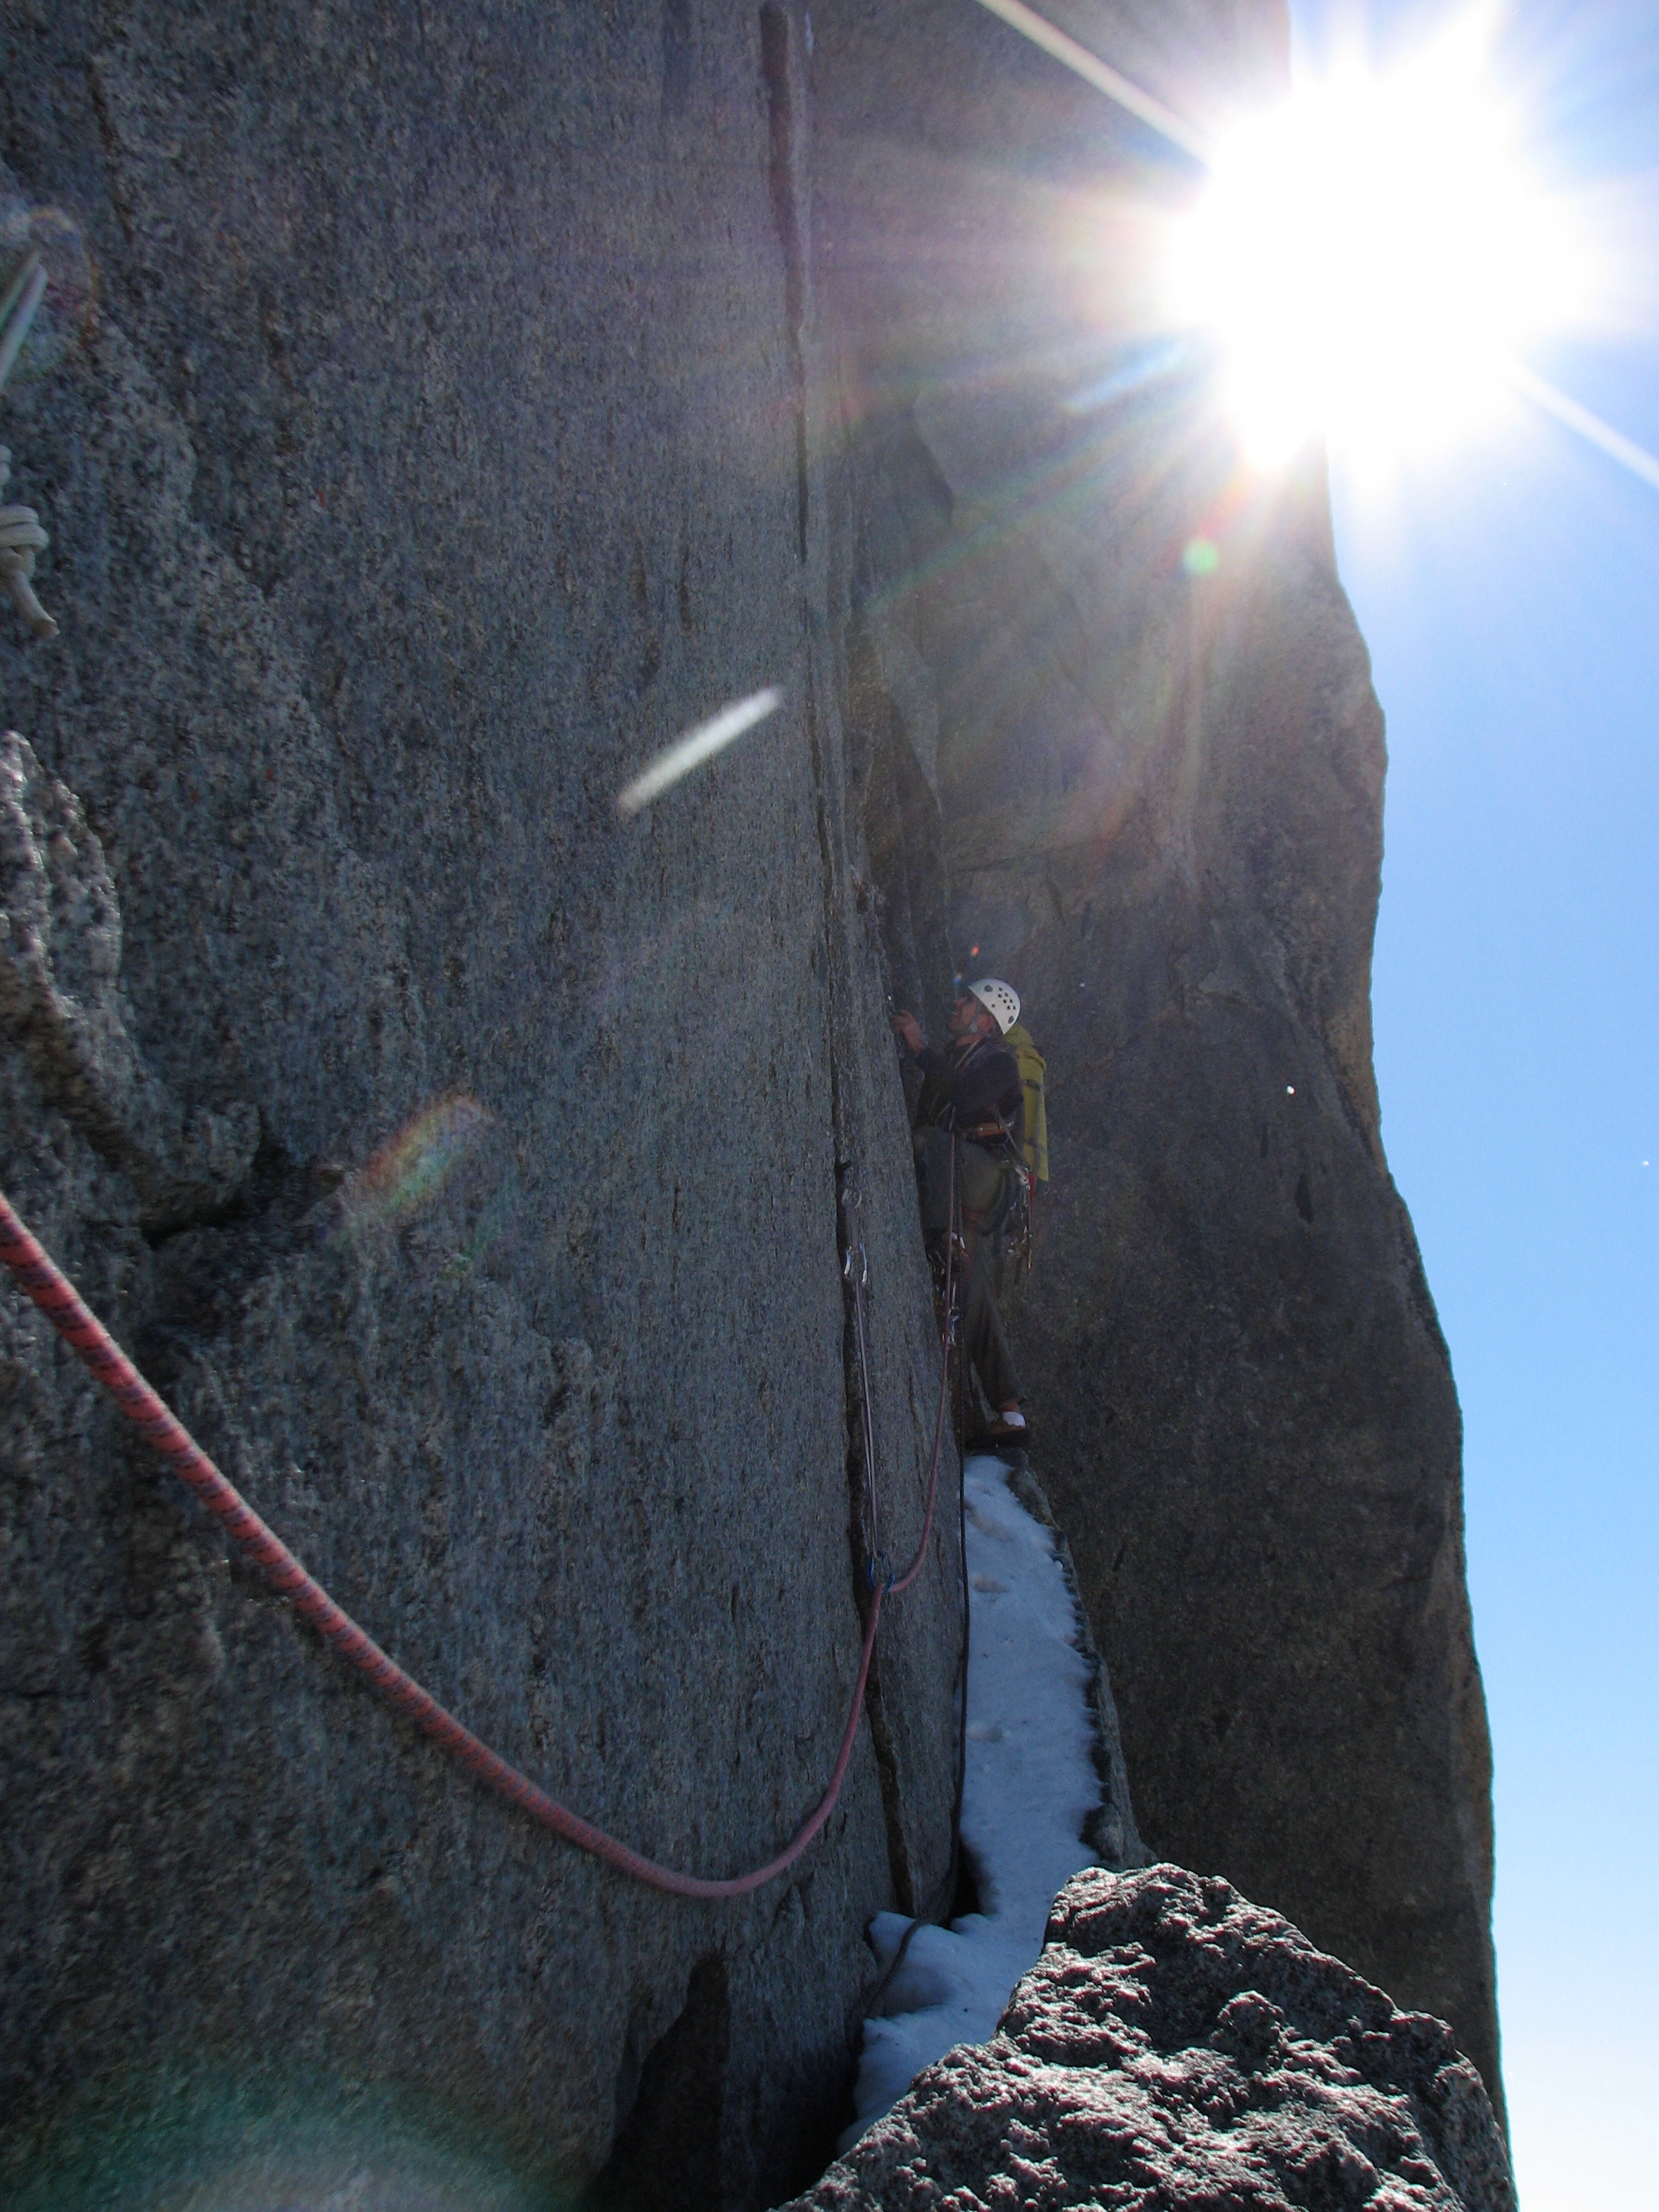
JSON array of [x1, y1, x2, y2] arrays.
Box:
[[1004, 1022, 1048, 1183]]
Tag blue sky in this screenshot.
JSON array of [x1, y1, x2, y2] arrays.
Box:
[[1291, 0, 1659, 2201]]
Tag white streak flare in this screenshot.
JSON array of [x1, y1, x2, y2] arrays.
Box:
[[1506, 360, 1659, 496], [965, 0, 1211, 162], [616, 687, 784, 819]]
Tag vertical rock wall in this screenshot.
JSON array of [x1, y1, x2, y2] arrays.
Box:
[[811, 0, 1502, 2117], [0, 7, 962, 2205], [1, 0, 1506, 2197]]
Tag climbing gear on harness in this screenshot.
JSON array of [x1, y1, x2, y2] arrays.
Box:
[[969, 1156, 1024, 1238], [967, 977, 1019, 1034], [0, 1170, 957, 1900], [1001, 1160, 1035, 1282], [959, 1118, 1013, 1148]]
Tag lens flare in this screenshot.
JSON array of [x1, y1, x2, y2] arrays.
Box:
[[7, 2081, 550, 2212], [616, 687, 783, 818], [1168, 14, 1590, 467], [335, 1094, 494, 1238], [0, 203, 95, 387]]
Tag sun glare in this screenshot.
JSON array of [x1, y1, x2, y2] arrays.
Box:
[[1170, 16, 1587, 470]]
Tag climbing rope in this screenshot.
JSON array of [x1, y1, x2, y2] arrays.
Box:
[[0, 1170, 956, 1899], [0, 217, 957, 1888]]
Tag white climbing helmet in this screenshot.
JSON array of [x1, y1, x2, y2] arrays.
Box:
[[968, 977, 1020, 1034]]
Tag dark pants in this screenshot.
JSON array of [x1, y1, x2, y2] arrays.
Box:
[[914, 1125, 1023, 1413]]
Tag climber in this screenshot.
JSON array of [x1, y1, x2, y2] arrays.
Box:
[[891, 978, 1029, 1447]]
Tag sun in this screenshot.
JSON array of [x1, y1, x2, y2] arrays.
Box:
[[1168, 14, 1588, 471]]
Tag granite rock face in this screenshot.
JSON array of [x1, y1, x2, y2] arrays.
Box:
[[810, 0, 1502, 2113], [0, 731, 260, 1224], [785, 1864, 1516, 2212], [2, 0, 1501, 2200], [0, 7, 962, 2206]]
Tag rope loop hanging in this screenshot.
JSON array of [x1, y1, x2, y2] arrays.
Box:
[[0, 231, 969, 1901], [0, 1166, 956, 1897]]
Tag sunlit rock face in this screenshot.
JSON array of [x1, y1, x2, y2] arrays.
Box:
[[783, 1865, 1516, 2212], [0, 7, 963, 2208], [811, 0, 1502, 2125]]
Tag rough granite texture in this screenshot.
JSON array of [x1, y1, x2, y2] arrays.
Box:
[[811, 0, 1502, 2115], [0, 7, 964, 2207], [785, 1865, 1516, 2212], [1, 0, 1502, 2203]]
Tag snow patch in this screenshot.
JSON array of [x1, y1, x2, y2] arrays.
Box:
[[839, 1454, 1104, 2147]]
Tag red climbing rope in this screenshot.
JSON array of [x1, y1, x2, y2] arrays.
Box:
[[0, 1188, 893, 1901]]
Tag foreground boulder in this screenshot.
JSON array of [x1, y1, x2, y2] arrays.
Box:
[[787, 1866, 1515, 2212]]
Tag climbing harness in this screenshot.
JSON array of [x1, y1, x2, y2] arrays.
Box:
[[0, 1162, 958, 1899]]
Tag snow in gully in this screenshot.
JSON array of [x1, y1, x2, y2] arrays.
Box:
[[842, 1454, 1108, 2147]]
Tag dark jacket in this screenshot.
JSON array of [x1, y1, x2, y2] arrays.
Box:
[[913, 1033, 1022, 1146]]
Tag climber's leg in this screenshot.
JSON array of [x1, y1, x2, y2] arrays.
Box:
[[912, 1123, 954, 1244], [959, 1223, 1024, 1422]]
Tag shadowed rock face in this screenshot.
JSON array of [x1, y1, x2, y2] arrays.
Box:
[[0, 7, 961, 2206], [810, 0, 1501, 2119], [785, 1865, 1516, 2212]]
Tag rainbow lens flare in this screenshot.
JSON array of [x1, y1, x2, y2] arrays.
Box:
[[336, 1094, 494, 1238]]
